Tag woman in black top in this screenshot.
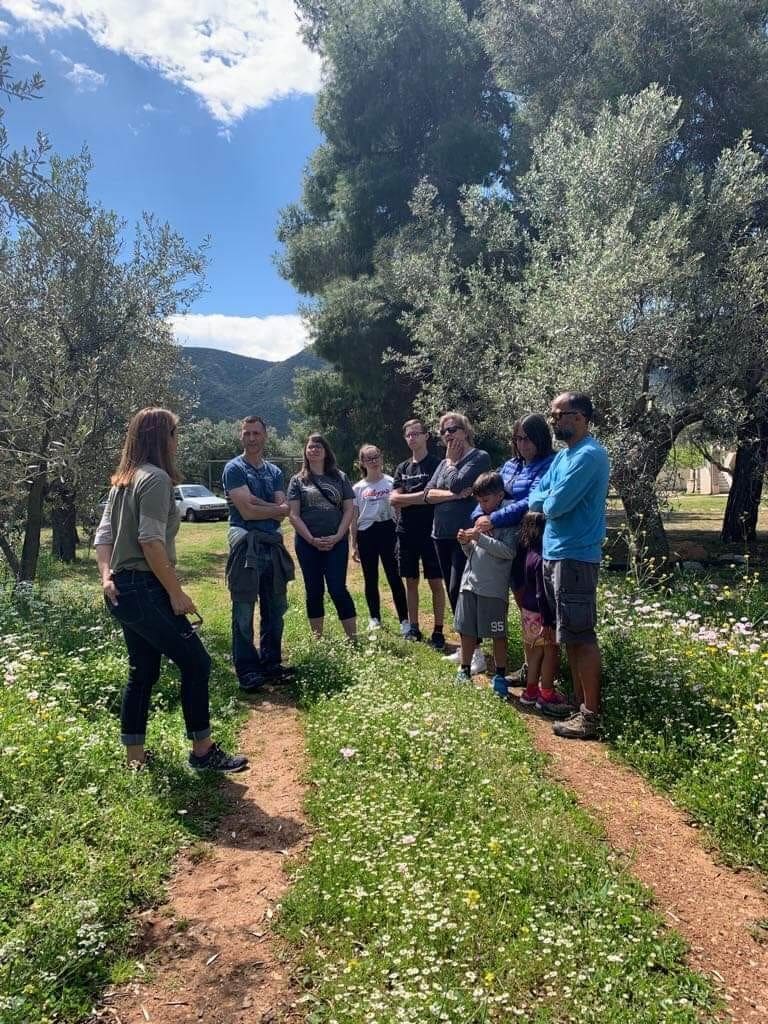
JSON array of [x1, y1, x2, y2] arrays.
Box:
[[287, 434, 357, 638]]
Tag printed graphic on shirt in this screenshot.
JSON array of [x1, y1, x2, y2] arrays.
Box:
[[354, 482, 392, 505], [354, 475, 395, 530]]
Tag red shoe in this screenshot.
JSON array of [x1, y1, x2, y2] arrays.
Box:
[[519, 686, 540, 707], [536, 689, 573, 718]]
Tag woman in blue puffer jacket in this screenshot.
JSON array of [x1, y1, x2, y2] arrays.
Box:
[[473, 414, 555, 534], [472, 413, 555, 685]]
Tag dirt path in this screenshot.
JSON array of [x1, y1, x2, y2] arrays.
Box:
[[510, 693, 768, 1024], [96, 564, 768, 1024], [376, 581, 768, 1022], [99, 688, 309, 1024]]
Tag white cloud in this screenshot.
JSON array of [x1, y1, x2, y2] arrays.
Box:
[[66, 59, 105, 89], [52, 47, 106, 89], [171, 313, 309, 362], [0, 18, 11, 33], [18, 52, 40, 62], [3, 1, 322, 123], [141, 101, 155, 111]]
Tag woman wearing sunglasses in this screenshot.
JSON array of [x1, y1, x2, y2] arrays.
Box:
[[474, 414, 555, 535], [423, 412, 491, 659], [95, 407, 247, 773]]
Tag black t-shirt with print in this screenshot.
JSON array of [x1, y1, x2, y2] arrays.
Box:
[[392, 453, 441, 536]]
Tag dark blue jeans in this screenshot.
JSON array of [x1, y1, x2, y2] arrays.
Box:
[[107, 571, 212, 746], [294, 534, 356, 621], [231, 558, 288, 682]]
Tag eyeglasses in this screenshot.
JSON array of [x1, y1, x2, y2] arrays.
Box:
[[549, 410, 582, 421], [440, 425, 460, 435], [404, 432, 424, 440], [361, 454, 381, 462], [189, 612, 203, 632], [306, 444, 324, 451]]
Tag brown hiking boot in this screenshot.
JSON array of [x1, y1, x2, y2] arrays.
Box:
[[553, 706, 599, 740]]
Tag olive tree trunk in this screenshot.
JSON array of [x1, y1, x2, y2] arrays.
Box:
[[51, 492, 79, 562], [721, 408, 768, 543], [611, 425, 674, 565], [19, 465, 49, 582]]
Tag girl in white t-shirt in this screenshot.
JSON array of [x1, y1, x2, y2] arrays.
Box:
[[351, 444, 409, 631]]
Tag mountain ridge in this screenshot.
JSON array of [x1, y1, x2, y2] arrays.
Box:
[[182, 346, 327, 432]]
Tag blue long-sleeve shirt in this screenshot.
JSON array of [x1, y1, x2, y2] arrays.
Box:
[[528, 436, 610, 563], [471, 454, 555, 528]]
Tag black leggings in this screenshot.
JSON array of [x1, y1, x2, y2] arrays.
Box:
[[294, 534, 356, 621], [433, 537, 468, 614], [357, 520, 409, 622], [108, 571, 212, 745]]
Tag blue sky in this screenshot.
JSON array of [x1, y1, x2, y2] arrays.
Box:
[[0, 1, 323, 360]]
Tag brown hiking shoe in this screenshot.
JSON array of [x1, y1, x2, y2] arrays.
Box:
[[553, 706, 599, 740]]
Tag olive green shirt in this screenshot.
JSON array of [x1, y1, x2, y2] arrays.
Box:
[[94, 463, 180, 574]]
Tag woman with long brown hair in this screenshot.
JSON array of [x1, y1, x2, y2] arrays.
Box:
[[286, 433, 357, 638], [94, 408, 247, 772]]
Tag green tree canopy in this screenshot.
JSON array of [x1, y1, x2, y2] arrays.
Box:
[[280, 0, 512, 456], [483, 0, 768, 172], [0, 151, 207, 580]]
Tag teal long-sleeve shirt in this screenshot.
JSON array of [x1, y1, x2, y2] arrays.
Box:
[[527, 436, 610, 563]]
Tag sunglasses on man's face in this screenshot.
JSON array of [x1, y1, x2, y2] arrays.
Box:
[[549, 410, 582, 421], [440, 426, 460, 435]]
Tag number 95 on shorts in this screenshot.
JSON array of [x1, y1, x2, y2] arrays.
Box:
[[453, 591, 509, 639]]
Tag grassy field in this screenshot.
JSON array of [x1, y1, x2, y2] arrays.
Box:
[[282, 630, 716, 1023], [3, 520, 767, 1021], [0, 526, 241, 1024], [605, 493, 768, 565]]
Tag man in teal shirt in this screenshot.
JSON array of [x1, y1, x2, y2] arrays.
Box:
[[528, 392, 610, 739]]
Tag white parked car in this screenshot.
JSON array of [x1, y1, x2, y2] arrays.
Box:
[[173, 484, 229, 523]]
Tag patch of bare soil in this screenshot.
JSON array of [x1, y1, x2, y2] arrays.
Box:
[[509, 692, 768, 1024], [98, 688, 309, 1024]]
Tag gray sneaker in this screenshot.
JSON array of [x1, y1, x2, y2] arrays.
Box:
[[507, 664, 528, 687], [189, 743, 249, 773], [552, 706, 599, 740]]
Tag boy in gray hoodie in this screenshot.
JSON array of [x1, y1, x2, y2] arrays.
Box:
[[454, 472, 518, 697]]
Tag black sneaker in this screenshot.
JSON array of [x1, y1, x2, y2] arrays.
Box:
[[188, 743, 249, 773], [239, 672, 265, 693], [262, 664, 296, 684], [428, 631, 446, 651], [405, 625, 423, 642]]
